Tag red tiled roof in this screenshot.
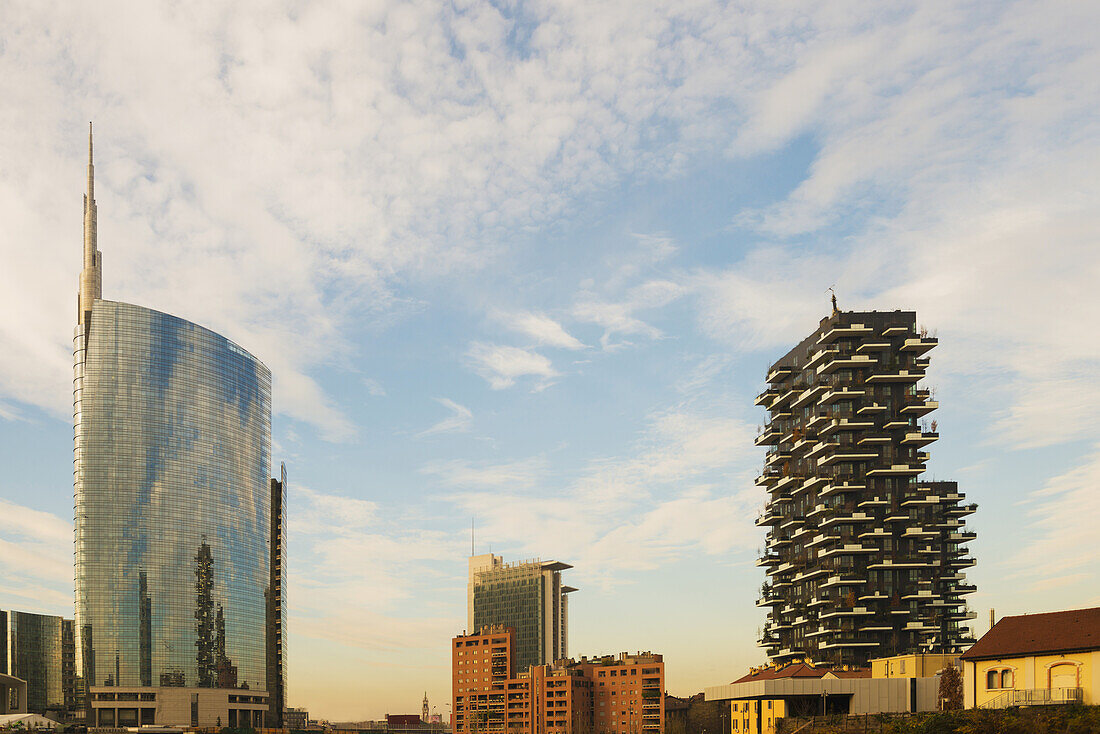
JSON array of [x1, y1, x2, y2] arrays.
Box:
[[960, 607, 1100, 661], [731, 662, 868, 684]]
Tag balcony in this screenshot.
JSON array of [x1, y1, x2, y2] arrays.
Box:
[[820, 417, 875, 435], [819, 543, 877, 558], [755, 389, 780, 407], [856, 496, 889, 509], [767, 365, 794, 383], [755, 509, 782, 526], [765, 448, 792, 468], [820, 605, 874, 618], [817, 323, 874, 343], [951, 533, 977, 546], [821, 481, 866, 498], [791, 384, 829, 408], [827, 387, 866, 404], [806, 441, 839, 461], [756, 553, 781, 567], [806, 347, 840, 370], [857, 402, 889, 415], [818, 448, 880, 467], [819, 638, 881, 649], [817, 354, 876, 375], [800, 475, 830, 493], [774, 473, 801, 492], [947, 502, 978, 517], [849, 433, 893, 444], [868, 463, 925, 476], [756, 469, 781, 486], [820, 574, 868, 588], [822, 510, 873, 526], [754, 426, 782, 446], [865, 367, 925, 383], [900, 398, 938, 416], [900, 337, 938, 355], [882, 325, 911, 337], [856, 341, 889, 353], [902, 430, 939, 446]]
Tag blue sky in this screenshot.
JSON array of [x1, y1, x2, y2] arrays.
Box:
[[2, 0, 1100, 722]]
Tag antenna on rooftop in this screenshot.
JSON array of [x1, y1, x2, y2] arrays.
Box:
[[827, 285, 839, 316], [471, 517, 474, 557]]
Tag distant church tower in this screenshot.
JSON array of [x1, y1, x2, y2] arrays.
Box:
[[422, 692, 429, 722]]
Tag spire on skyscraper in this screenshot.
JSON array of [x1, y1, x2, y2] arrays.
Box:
[[79, 122, 102, 328]]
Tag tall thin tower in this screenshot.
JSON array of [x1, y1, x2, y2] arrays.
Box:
[[78, 123, 101, 331], [73, 128, 283, 728]]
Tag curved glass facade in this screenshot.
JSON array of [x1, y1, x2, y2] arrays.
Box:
[[74, 300, 271, 691]]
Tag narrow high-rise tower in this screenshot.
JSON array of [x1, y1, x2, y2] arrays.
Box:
[[754, 309, 977, 666], [73, 128, 285, 727], [78, 123, 101, 331], [467, 555, 575, 673]]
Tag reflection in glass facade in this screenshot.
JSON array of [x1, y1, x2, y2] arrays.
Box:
[[74, 299, 272, 692], [1, 610, 75, 713]]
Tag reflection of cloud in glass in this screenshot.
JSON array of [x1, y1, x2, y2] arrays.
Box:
[[75, 300, 271, 691]]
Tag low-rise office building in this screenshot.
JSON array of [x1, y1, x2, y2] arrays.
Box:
[[706, 655, 955, 734], [960, 606, 1100, 709]]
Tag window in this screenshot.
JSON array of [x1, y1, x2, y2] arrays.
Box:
[[986, 670, 999, 690], [1000, 670, 1013, 689]]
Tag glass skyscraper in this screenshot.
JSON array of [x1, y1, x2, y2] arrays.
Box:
[[73, 126, 284, 728], [467, 554, 575, 674], [0, 610, 77, 715]]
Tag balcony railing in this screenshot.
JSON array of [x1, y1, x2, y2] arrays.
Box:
[[981, 687, 1083, 709]]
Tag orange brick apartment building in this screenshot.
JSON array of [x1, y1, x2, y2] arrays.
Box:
[[453, 626, 664, 734]]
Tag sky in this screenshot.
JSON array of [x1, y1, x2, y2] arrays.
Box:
[[1, 0, 1100, 722]]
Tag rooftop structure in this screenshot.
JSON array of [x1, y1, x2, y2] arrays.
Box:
[[755, 309, 977, 665]]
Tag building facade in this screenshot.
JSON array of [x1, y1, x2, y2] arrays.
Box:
[[960, 607, 1100, 709], [267, 466, 289, 727], [73, 126, 284, 727], [452, 627, 663, 734], [0, 611, 79, 716], [755, 309, 977, 666], [468, 555, 576, 674], [705, 659, 946, 734]]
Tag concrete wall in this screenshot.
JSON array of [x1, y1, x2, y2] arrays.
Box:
[[1, 674, 28, 714]]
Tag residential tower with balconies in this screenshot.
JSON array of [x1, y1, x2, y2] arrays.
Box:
[[754, 309, 976, 666]]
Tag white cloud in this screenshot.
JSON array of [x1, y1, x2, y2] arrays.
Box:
[[1012, 446, 1100, 588], [495, 311, 586, 350], [465, 342, 559, 390], [573, 279, 685, 350], [440, 409, 759, 584], [289, 486, 465, 650], [421, 457, 548, 489], [416, 398, 473, 438], [0, 499, 74, 615]]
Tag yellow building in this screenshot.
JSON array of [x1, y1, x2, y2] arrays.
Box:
[[729, 697, 785, 734], [871, 653, 957, 679], [960, 606, 1100, 708]]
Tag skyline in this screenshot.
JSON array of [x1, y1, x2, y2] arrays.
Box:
[[2, 0, 1100, 723]]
